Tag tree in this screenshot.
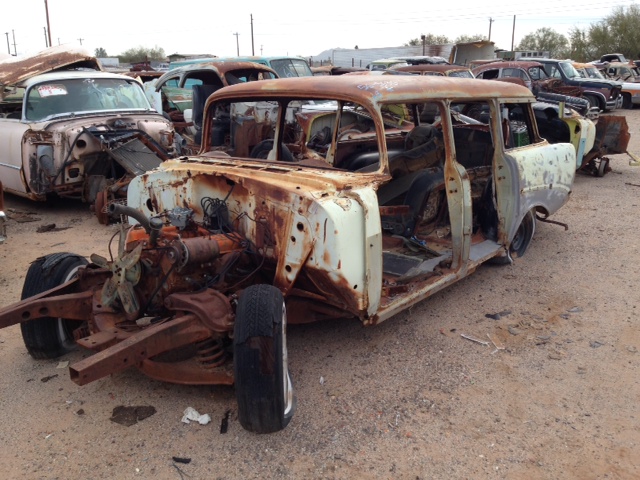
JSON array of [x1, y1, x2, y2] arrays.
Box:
[[94, 47, 108, 58], [516, 27, 568, 59], [603, 5, 640, 59], [118, 45, 166, 64], [404, 33, 451, 47], [565, 27, 593, 62], [454, 34, 487, 44]]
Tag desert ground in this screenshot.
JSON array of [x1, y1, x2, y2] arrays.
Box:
[[0, 110, 639, 480]]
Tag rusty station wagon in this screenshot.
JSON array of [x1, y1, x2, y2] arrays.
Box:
[[0, 75, 576, 433]]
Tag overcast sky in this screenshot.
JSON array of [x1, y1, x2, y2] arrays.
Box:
[[1, 0, 636, 59]]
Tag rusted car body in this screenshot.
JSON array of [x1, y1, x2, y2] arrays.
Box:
[[519, 58, 623, 111], [473, 61, 630, 175], [148, 61, 278, 154], [0, 76, 576, 433], [596, 62, 640, 109], [389, 64, 474, 78], [0, 46, 177, 222]]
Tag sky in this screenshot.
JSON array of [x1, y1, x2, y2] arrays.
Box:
[[1, 0, 637, 59]]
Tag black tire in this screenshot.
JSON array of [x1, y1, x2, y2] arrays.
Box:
[[234, 284, 295, 433], [596, 158, 609, 177], [249, 140, 295, 162], [583, 94, 602, 112], [622, 93, 633, 110], [20, 253, 88, 359], [490, 210, 536, 265]]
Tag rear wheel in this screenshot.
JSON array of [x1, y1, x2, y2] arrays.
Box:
[[490, 210, 536, 265], [20, 253, 88, 359], [234, 284, 296, 433]]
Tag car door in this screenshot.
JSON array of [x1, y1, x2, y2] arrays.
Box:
[[0, 117, 30, 195]]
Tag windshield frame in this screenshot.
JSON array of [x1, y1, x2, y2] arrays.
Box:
[[24, 77, 152, 122]]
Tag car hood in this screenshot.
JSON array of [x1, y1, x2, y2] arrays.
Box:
[[0, 45, 102, 97], [571, 77, 623, 89]]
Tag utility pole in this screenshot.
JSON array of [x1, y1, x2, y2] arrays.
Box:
[[488, 17, 494, 41], [78, 37, 84, 45], [5, 32, 10, 55], [260, 44, 263, 55], [12, 30, 17, 56], [511, 15, 516, 51], [421, 34, 426, 56], [43, 27, 49, 47], [233, 32, 240, 56], [44, 0, 52, 48], [250, 14, 255, 56]]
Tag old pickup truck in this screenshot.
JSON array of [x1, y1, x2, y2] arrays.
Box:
[[0, 75, 576, 433]]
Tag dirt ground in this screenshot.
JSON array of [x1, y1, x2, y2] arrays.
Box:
[[1, 110, 639, 480]]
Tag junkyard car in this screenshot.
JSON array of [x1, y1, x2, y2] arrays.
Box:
[[474, 62, 629, 175], [472, 60, 594, 117], [596, 61, 640, 109], [0, 76, 576, 433], [389, 64, 474, 78], [148, 61, 278, 153], [0, 46, 177, 222], [518, 58, 623, 111]]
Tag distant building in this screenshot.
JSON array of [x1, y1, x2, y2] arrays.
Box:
[[310, 45, 454, 68], [167, 53, 216, 63]]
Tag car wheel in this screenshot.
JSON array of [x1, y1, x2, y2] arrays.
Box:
[[490, 210, 536, 265], [584, 94, 602, 111], [234, 284, 296, 433], [596, 158, 609, 177], [249, 139, 294, 162], [20, 253, 88, 359], [622, 93, 633, 110]]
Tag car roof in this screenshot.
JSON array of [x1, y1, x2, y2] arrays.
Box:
[[20, 70, 143, 88], [390, 64, 470, 74], [473, 60, 545, 72], [0, 45, 102, 91], [206, 75, 535, 108], [155, 61, 279, 83]]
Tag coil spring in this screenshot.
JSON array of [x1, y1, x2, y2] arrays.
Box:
[[195, 338, 227, 368]]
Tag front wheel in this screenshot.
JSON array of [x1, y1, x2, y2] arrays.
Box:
[[622, 93, 633, 110], [490, 210, 536, 265], [234, 284, 296, 433], [20, 253, 88, 359]]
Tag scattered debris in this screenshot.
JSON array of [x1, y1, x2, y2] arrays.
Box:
[[461, 333, 490, 346], [568, 307, 583, 313], [320, 376, 325, 385], [508, 326, 524, 336], [590, 340, 604, 348], [56, 361, 69, 369], [181, 407, 211, 425], [627, 346, 638, 353], [485, 313, 501, 320], [220, 409, 231, 434], [45, 433, 53, 439], [172, 457, 191, 464], [487, 334, 505, 354], [37, 224, 57, 233], [110, 405, 157, 426], [625, 182, 640, 187], [536, 335, 551, 345], [76, 408, 85, 415], [548, 350, 565, 360], [36, 224, 71, 233], [41, 374, 58, 383]]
